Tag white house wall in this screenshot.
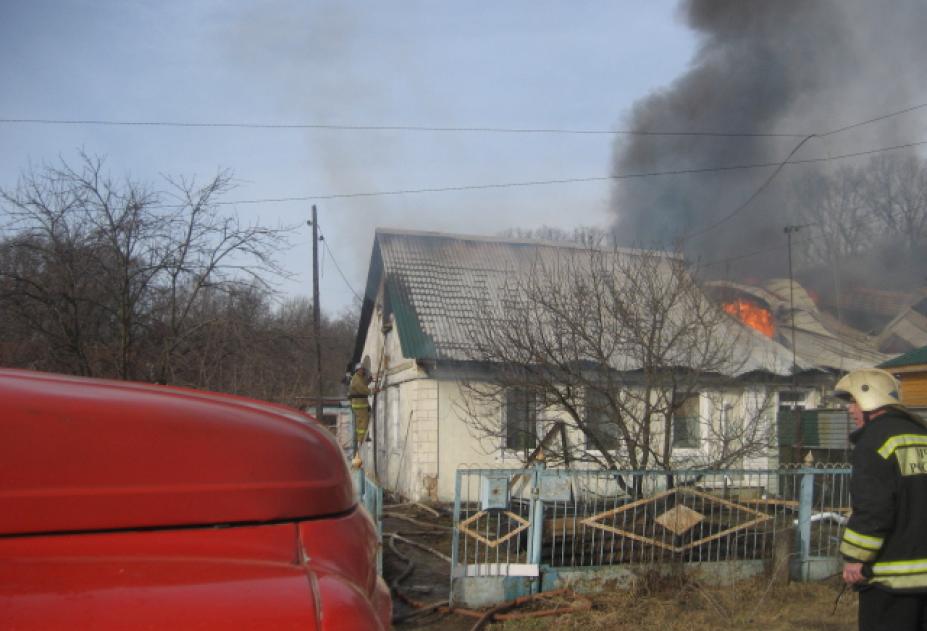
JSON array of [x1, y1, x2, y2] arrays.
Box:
[[389, 378, 440, 501], [436, 379, 504, 501], [431, 380, 782, 501], [357, 282, 782, 502]]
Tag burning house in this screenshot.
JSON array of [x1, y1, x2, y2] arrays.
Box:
[[349, 229, 878, 501]]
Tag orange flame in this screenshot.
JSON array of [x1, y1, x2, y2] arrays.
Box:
[[723, 299, 775, 338]]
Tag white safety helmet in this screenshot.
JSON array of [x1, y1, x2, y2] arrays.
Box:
[[832, 368, 901, 412]]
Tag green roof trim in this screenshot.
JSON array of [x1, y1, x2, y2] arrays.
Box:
[[879, 345, 927, 369], [385, 277, 437, 360]]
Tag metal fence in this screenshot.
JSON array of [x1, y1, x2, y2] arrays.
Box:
[[353, 467, 384, 575], [451, 464, 850, 597]]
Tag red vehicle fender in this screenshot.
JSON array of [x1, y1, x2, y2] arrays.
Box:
[[299, 507, 391, 629], [0, 525, 319, 630], [0, 506, 393, 630], [311, 571, 391, 631]]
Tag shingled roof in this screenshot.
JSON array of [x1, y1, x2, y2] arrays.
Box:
[[354, 229, 799, 376]]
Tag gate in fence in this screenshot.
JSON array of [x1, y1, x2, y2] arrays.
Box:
[[450, 463, 851, 607]]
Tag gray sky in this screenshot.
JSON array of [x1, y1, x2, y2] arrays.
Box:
[[0, 1, 695, 313]]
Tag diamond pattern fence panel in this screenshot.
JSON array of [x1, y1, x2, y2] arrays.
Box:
[[452, 465, 851, 580]]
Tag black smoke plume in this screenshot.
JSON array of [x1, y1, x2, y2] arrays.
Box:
[[611, 0, 927, 280]]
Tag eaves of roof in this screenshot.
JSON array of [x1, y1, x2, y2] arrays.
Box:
[[879, 345, 927, 369]]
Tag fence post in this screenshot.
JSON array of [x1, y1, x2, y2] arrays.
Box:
[[797, 453, 815, 581], [527, 458, 545, 593], [352, 461, 363, 497], [449, 469, 463, 606], [375, 480, 383, 576]]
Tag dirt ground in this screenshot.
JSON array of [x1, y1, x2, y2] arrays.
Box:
[[383, 504, 858, 631], [485, 578, 857, 631]]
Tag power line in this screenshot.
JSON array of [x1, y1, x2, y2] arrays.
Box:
[[681, 134, 816, 241], [25, 102, 919, 210], [676, 102, 927, 243], [319, 230, 363, 303], [179, 137, 927, 208], [3, 101, 925, 138], [820, 102, 927, 137], [6, 102, 925, 213], [0, 116, 809, 138]]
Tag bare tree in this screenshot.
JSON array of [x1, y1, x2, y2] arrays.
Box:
[[146, 171, 291, 384], [458, 246, 778, 479], [0, 152, 291, 381], [864, 152, 927, 255], [0, 232, 107, 375], [175, 292, 357, 406], [789, 165, 873, 266]]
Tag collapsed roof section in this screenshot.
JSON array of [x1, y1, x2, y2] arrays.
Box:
[[704, 279, 889, 373], [876, 293, 927, 354]]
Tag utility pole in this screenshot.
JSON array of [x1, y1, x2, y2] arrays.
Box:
[[310, 205, 324, 423], [784, 224, 805, 463]]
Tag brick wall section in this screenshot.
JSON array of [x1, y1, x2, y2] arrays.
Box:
[[410, 379, 439, 500]]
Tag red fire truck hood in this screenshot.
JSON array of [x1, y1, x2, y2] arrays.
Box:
[[0, 369, 354, 535]]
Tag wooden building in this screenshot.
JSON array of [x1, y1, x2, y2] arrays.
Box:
[[880, 346, 927, 408]]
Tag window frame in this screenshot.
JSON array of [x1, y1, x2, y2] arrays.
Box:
[[672, 393, 701, 450], [583, 387, 621, 452], [502, 387, 539, 454], [778, 389, 809, 410]]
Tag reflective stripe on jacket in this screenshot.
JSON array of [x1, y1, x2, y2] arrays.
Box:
[[841, 408, 927, 592], [349, 372, 371, 410]]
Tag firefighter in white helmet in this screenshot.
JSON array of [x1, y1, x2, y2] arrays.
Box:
[[833, 368, 927, 630]]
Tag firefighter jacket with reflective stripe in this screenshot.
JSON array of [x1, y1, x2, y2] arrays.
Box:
[[841, 408, 927, 592], [349, 371, 371, 410]]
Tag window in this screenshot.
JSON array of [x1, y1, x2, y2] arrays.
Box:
[[585, 388, 620, 450], [778, 390, 808, 410], [720, 403, 735, 436], [504, 388, 537, 451], [672, 395, 700, 449]]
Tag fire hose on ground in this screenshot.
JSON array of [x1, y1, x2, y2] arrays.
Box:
[[386, 532, 591, 627]]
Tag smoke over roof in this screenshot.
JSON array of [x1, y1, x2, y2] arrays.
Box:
[[610, 0, 927, 275]]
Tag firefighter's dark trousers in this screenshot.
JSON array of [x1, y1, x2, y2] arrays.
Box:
[[859, 587, 927, 631]]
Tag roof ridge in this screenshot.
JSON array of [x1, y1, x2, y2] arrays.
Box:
[[373, 226, 680, 258]]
